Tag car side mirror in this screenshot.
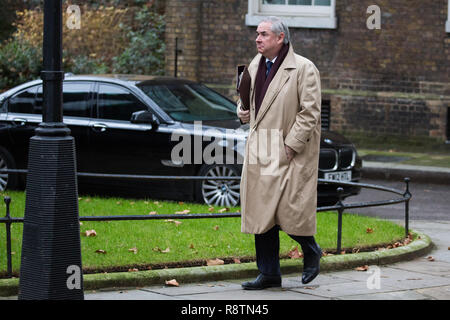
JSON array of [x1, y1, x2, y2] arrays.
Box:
[[131, 110, 160, 129]]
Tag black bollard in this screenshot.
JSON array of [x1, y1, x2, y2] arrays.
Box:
[[18, 0, 83, 300]]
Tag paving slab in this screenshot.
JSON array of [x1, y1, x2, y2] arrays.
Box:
[[174, 287, 328, 300], [141, 281, 242, 296], [340, 290, 432, 300], [416, 285, 450, 300], [388, 259, 450, 277], [84, 289, 180, 300], [288, 279, 401, 298]]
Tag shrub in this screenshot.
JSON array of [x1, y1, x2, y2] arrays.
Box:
[[0, 3, 166, 90], [0, 37, 42, 90], [112, 7, 166, 75], [13, 5, 131, 68]]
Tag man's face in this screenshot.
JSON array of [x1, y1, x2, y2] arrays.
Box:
[[255, 21, 284, 59]]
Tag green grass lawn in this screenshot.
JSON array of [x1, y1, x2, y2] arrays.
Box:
[[0, 190, 406, 277]]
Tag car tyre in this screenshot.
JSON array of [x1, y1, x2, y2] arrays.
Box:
[[195, 164, 241, 207], [0, 146, 19, 191]]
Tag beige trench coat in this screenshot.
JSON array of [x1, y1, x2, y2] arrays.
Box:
[[237, 44, 321, 236]]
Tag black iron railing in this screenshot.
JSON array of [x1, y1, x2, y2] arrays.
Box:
[[0, 169, 411, 279]]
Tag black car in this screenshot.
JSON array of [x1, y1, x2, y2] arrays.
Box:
[[0, 74, 361, 206]]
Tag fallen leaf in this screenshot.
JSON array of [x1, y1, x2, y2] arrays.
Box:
[[213, 225, 219, 231], [366, 228, 374, 233], [206, 258, 224, 266], [218, 208, 230, 213], [165, 219, 182, 226], [165, 279, 179, 287], [354, 265, 369, 271], [83, 229, 97, 237], [152, 247, 162, 252], [175, 209, 190, 214], [426, 256, 435, 262], [178, 202, 184, 205], [208, 207, 214, 212], [288, 246, 303, 259], [128, 247, 138, 254], [130, 202, 135, 205], [189, 243, 195, 249], [161, 247, 170, 253], [95, 249, 107, 254], [233, 258, 241, 264], [148, 211, 157, 215], [128, 268, 139, 272]]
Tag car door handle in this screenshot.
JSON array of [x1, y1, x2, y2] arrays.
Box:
[[91, 123, 107, 132], [12, 118, 27, 126]]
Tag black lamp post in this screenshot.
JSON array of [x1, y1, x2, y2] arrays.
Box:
[[18, 0, 84, 300]]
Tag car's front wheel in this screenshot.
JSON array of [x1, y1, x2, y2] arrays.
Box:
[[0, 146, 18, 191], [195, 164, 241, 207]]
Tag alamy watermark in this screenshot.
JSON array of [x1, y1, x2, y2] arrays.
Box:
[[366, 5, 381, 30], [67, 4, 81, 30], [170, 121, 286, 176], [366, 265, 381, 290], [66, 265, 82, 290]]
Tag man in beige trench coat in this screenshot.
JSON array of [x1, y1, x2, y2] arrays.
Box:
[[237, 16, 322, 290]]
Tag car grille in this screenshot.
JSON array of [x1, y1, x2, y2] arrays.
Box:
[[319, 147, 355, 171], [339, 147, 355, 169], [319, 149, 338, 171]]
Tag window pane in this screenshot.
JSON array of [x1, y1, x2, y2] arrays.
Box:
[[63, 83, 91, 117], [314, 0, 331, 5], [138, 83, 237, 122], [8, 86, 37, 114], [98, 84, 147, 121], [288, 0, 312, 5], [263, 0, 286, 4]]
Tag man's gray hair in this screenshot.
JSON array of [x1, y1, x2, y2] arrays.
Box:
[[260, 16, 290, 44]]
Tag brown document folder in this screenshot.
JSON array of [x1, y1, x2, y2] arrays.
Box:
[[237, 65, 251, 111]]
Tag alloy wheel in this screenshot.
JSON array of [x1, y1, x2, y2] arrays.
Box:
[[0, 157, 9, 191], [201, 165, 240, 207]]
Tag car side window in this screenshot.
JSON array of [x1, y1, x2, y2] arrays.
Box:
[[8, 86, 38, 114], [35, 82, 92, 118], [63, 82, 91, 117], [97, 84, 147, 121]]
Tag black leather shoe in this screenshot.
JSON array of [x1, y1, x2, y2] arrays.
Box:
[[241, 274, 281, 290], [302, 245, 322, 284]]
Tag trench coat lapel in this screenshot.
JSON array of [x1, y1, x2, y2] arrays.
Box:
[[253, 45, 297, 128], [248, 56, 260, 124]]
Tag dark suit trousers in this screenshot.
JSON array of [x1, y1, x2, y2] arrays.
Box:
[[255, 225, 320, 276]]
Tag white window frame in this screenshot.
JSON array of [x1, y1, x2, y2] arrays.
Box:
[[446, 0, 450, 32], [246, 0, 337, 29]]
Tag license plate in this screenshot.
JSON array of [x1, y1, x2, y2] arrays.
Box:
[[324, 171, 352, 182]]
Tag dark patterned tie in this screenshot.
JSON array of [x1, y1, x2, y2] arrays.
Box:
[[266, 61, 273, 77]]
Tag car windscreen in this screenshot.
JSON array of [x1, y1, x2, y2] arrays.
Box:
[[138, 83, 237, 122]]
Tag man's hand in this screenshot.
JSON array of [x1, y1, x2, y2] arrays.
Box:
[[237, 107, 250, 123], [284, 144, 296, 162]]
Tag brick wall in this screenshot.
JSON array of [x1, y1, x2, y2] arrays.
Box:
[[164, 0, 450, 140]]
